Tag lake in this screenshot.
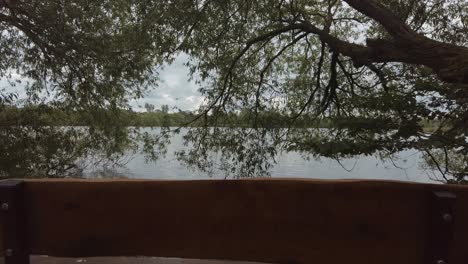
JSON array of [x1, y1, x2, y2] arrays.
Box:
[[82, 128, 440, 183]]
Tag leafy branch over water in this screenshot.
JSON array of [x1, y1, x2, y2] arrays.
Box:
[[1, 0, 467, 182], [2, 103, 465, 182]]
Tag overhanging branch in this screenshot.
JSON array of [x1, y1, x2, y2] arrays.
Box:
[[343, 0, 415, 41]]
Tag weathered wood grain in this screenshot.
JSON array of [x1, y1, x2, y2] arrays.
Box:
[[26, 256, 264, 264], [1, 179, 467, 264]]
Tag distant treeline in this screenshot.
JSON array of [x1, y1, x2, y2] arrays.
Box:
[[0, 105, 194, 127], [0, 104, 329, 128], [0, 104, 441, 130]]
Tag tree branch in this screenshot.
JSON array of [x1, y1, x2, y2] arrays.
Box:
[[343, 0, 415, 41], [296, 18, 468, 85], [341, 0, 468, 84]]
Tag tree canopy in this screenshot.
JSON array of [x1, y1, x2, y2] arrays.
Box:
[[1, 0, 467, 181], [166, 0, 468, 181]]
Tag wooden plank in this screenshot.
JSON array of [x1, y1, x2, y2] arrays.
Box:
[[27, 256, 265, 264], [1, 179, 468, 264]]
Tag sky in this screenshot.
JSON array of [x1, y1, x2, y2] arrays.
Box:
[[131, 54, 204, 112], [0, 54, 204, 112]]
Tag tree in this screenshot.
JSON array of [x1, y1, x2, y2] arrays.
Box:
[[161, 105, 169, 114], [163, 0, 467, 181], [422, 149, 468, 184], [0, 0, 168, 177], [145, 103, 156, 113], [1, 0, 467, 181], [0, 0, 171, 108], [0, 104, 138, 178]]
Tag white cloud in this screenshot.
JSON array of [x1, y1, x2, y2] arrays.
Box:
[[131, 53, 204, 112], [0, 73, 29, 103]]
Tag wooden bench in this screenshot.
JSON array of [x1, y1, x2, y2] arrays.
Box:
[[1, 179, 467, 264]]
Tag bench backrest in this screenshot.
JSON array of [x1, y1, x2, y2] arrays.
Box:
[[0, 179, 467, 264]]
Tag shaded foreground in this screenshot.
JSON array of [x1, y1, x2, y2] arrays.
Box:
[[26, 256, 267, 264], [1, 179, 467, 264]]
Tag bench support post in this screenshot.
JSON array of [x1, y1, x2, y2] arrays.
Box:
[[424, 190, 456, 264], [0, 180, 29, 264]]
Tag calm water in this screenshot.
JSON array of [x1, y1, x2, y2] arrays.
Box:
[[85, 128, 439, 183]]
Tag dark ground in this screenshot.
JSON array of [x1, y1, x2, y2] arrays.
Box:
[[0, 256, 268, 264]]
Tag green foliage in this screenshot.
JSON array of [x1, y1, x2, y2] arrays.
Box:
[[421, 149, 468, 184], [0, 0, 171, 178], [1, 0, 467, 181], [157, 0, 468, 180], [0, 104, 138, 178]]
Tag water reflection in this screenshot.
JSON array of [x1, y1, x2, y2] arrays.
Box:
[[2, 126, 458, 182], [80, 128, 442, 183]]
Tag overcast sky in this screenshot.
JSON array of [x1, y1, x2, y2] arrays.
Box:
[[0, 54, 203, 112], [131, 54, 204, 112]]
